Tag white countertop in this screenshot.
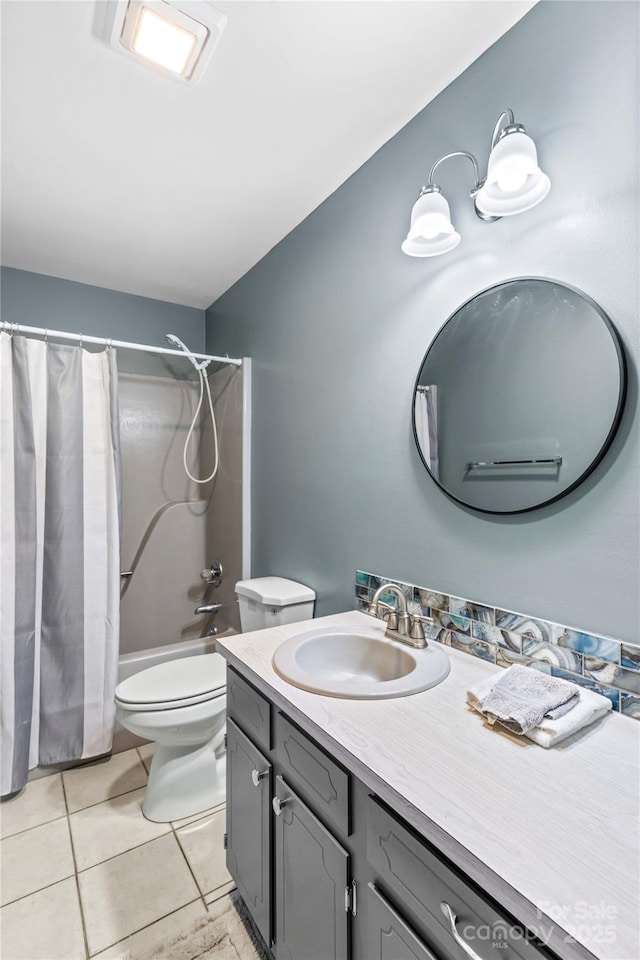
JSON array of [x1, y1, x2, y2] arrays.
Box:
[[217, 610, 640, 960]]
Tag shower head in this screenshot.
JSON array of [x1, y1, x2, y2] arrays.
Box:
[[165, 333, 187, 351], [165, 333, 201, 370]]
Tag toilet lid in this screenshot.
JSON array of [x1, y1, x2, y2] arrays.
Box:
[[115, 653, 227, 708]]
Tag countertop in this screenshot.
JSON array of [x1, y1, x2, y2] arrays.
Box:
[[216, 610, 640, 960]]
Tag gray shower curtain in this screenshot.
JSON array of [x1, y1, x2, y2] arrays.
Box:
[[1, 333, 122, 796]]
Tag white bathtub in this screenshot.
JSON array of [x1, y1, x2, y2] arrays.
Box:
[[113, 628, 237, 754], [117, 628, 237, 683]]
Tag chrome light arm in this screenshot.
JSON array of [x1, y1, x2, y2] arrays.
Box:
[[418, 109, 525, 224], [426, 151, 483, 194], [420, 150, 498, 222], [489, 107, 526, 149]]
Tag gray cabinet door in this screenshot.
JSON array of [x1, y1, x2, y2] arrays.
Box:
[[274, 775, 350, 960], [226, 718, 272, 945], [367, 883, 445, 960]]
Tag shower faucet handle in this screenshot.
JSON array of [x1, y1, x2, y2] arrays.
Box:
[[200, 559, 223, 587]]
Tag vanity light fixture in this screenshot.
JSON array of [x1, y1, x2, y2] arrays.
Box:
[[104, 1, 227, 84], [402, 109, 551, 257]]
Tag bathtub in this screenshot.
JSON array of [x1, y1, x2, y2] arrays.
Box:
[[113, 627, 237, 754]]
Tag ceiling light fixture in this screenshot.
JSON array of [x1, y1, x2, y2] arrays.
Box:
[[104, 1, 227, 84], [402, 109, 551, 257]]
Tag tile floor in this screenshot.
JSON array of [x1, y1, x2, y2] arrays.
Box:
[[0, 745, 235, 960]]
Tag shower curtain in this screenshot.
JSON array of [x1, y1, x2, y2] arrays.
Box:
[[0, 333, 122, 796]]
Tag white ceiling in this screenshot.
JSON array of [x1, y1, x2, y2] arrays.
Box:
[[1, 1, 535, 309]]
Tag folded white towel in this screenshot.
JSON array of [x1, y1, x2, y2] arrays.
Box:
[[475, 664, 580, 734], [467, 671, 612, 747]]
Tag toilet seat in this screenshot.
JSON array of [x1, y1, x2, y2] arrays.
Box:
[[115, 653, 227, 712]]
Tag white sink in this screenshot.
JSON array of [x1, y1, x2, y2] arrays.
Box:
[[272, 625, 450, 699]]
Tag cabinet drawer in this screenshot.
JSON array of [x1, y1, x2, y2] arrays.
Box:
[[367, 797, 554, 960], [227, 667, 271, 752], [275, 712, 351, 836], [367, 883, 442, 960]]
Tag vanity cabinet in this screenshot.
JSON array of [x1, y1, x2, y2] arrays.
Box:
[[225, 666, 558, 960]]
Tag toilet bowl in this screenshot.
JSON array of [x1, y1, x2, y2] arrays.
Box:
[[115, 653, 227, 823], [115, 577, 316, 823]]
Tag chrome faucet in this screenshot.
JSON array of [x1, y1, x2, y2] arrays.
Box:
[[194, 602, 223, 616], [367, 583, 433, 649]]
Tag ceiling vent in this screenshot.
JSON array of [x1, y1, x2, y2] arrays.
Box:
[[103, 1, 227, 84]]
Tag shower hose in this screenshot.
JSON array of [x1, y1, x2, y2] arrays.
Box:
[[165, 334, 219, 484]]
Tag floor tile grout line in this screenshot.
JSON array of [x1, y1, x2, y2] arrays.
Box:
[[60, 775, 91, 960], [171, 821, 209, 909], [0, 869, 78, 910], [88, 896, 204, 958], [170, 802, 228, 906], [65, 777, 150, 816], [0, 810, 68, 842], [1, 758, 206, 832], [74, 827, 173, 875], [135, 746, 152, 774], [204, 880, 237, 906], [68, 783, 150, 822], [1, 758, 187, 840], [171, 801, 226, 831]]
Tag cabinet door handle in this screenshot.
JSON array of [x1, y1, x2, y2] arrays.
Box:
[[251, 768, 268, 787], [272, 796, 290, 816], [440, 902, 484, 960]]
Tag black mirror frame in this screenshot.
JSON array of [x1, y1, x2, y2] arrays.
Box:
[[411, 277, 628, 516]]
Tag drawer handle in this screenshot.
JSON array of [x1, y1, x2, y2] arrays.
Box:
[[272, 796, 290, 816], [251, 769, 268, 787], [440, 902, 483, 960]]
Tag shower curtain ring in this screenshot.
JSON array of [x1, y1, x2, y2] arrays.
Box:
[[44, 327, 48, 344], [106, 338, 112, 351], [78, 332, 83, 350]]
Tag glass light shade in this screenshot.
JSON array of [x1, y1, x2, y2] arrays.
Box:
[[475, 131, 551, 217], [132, 7, 198, 75], [402, 192, 461, 257]]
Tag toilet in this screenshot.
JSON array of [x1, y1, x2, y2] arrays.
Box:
[[114, 576, 315, 823]]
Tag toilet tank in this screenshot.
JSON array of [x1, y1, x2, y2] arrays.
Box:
[[235, 577, 315, 633]]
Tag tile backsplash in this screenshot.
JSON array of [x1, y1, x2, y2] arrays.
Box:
[[355, 571, 640, 721]]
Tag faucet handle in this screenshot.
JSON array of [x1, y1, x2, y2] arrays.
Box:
[[367, 598, 391, 616], [409, 613, 434, 642], [367, 599, 398, 629], [200, 559, 223, 587]]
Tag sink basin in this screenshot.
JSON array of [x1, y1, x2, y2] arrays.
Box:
[[272, 625, 450, 699]]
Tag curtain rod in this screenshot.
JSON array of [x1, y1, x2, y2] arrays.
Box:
[[0, 322, 242, 368]]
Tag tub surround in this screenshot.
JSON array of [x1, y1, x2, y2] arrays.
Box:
[[356, 572, 640, 721], [216, 610, 640, 960]]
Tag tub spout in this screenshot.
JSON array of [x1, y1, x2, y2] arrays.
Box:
[[194, 603, 223, 616]]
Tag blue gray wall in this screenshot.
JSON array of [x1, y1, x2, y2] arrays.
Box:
[[1, 267, 205, 375], [206, 1, 639, 644]]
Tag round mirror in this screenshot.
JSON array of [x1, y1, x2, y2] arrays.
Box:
[[413, 278, 626, 514]]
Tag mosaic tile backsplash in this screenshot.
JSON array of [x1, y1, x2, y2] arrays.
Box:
[[355, 571, 640, 721]]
